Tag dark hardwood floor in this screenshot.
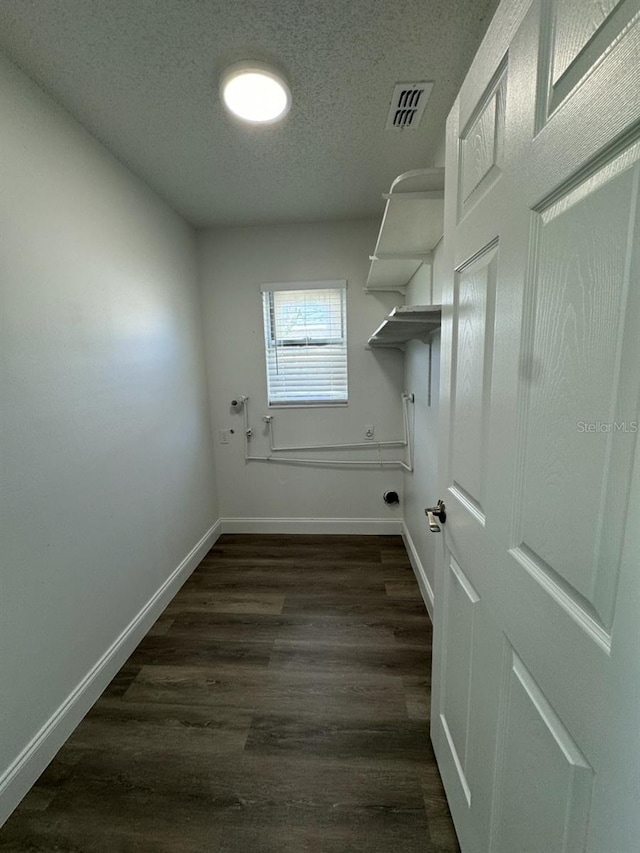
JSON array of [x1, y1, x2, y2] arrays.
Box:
[[1, 534, 459, 852]]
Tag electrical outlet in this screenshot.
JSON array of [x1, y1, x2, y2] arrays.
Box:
[[364, 425, 374, 440], [219, 429, 231, 444]]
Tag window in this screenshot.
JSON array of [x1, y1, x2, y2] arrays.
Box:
[[261, 280, 348, 406]]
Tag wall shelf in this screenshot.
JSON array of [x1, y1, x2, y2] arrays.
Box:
[[366, 168, 445, 293], [368, 305, 442, 349]]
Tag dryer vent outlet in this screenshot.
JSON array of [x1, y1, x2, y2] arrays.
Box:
[[383, 490, 400, 506]]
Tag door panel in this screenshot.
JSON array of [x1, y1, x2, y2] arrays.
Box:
[[552, 0, 623, 83], [515, 153, 640, 633], [432, 0, 640, 850], [458, 66, 507, 219], [493, 652, 595, 853], [435, 552, 506, 851], [450, 243, 498, 521], [544, 0, 638, 115], [440, 556, 480, 806], [460, 94, 498, 202]]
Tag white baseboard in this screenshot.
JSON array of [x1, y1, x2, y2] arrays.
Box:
[[221, 517, 403, 535], [401, 521, 434, 619], [0, 519, 223, 827]]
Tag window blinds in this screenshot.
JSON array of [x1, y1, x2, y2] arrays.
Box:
[[261, 281, 348, 405]]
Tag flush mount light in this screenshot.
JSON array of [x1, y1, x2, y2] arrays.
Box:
[[220, 61, 291, 124]]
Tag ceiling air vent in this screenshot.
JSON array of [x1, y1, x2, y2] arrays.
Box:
[[386, 82, 433, 130]]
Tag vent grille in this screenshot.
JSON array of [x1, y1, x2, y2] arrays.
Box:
[[386, 82, 433, 130]]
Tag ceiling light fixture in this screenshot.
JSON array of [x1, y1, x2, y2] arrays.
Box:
[[220, 61, 291, 124]]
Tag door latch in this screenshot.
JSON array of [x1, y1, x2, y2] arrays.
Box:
[[425, 500, 446, 532]]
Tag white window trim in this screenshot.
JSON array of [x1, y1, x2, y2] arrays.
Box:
[[261, 280, 348, 408], [259, 279, 347, 293]]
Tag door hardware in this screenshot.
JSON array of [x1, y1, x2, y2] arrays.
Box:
[[425, 500, 446, 532]]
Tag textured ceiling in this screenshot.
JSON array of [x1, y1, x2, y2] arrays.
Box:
[[0, 0, 499, 226]]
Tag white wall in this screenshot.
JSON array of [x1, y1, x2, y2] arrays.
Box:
[[402, 249, 443, 614], [198, 221, 407, 530], [0, 53, 219, 820], [401, 140, 447, 614]]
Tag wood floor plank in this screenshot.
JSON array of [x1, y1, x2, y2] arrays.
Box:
[[185, 570, 391, 593], [122, 664, 411, 720], [146, 616, 175, 635], [39, 750, 426, 809], [163, 590, 286, 614], [404, 674, 432, 721], [209, 541, 383, 563], [385, 580, 425, 599], [1, 784, 434, 853], [244, 714, 432, 764], [220, 823, 437, 853], [380, 549, 413, 566], [127, 635, 274, 668], [103, 661, 143, 697], [281, 594, 428, 617], [165, 610, 429, 648], [62, 698, 253, 756], [1, 533, 459, 853], [194, 557, 399, 572], [268, 640, 431, 676]]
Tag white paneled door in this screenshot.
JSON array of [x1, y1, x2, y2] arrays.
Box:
[[432, 0, 640, 851]]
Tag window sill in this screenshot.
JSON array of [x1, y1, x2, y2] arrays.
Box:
[[268, 401, 349, 409]]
